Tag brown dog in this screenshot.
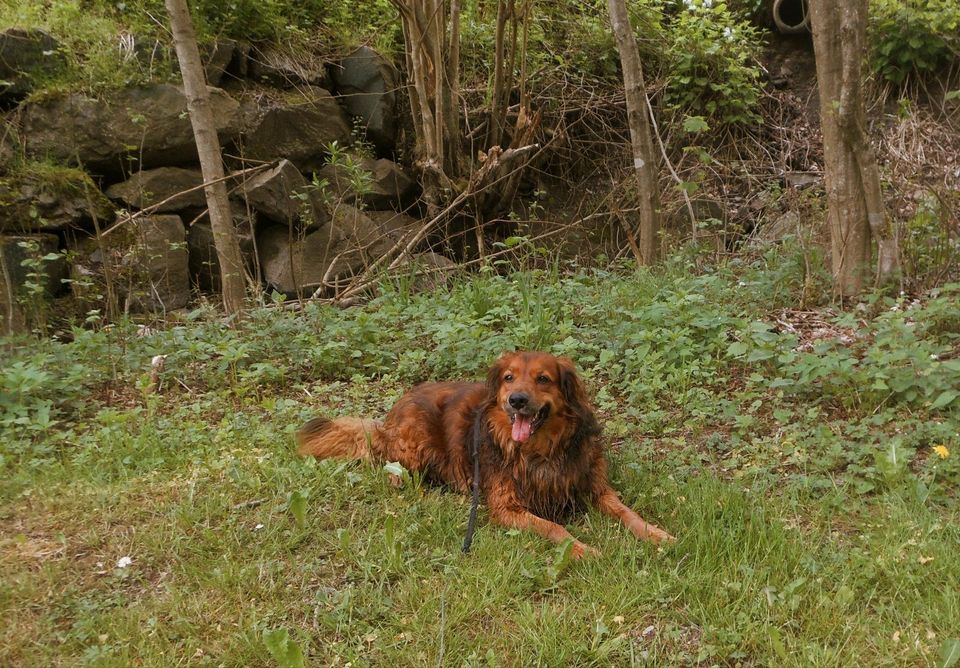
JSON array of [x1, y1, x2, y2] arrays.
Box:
[[297, 351, 673, 557]]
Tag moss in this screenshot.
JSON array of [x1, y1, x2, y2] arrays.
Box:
[[0, 160, 115, 233]]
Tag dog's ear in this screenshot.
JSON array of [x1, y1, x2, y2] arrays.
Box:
[[486, 354, 508, 399], [557, 357, 600, 435]]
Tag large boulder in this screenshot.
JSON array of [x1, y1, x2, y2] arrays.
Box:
[[19, 84, 240, 175], [364, 210, 420, 239], [248, 45, 329, 89], [129, 215, 191, 311], [237, 159, 327, 226], [186, 203, 256, 292], [0, 233, 66, 333], [257, 204, 392, 295], [203, 39, 237, 87], [236, 87, 351, 174], [316, 157, 415, 211], [0, 166, 115, 233], [0, 28, 66, 104], [105, 167, 206, 212], [330, 46, 398, 154], [0, 122, 20, 172], [72, 215, 190, 312]]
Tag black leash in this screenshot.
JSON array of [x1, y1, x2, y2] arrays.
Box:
[[461, 425, 481, 553]]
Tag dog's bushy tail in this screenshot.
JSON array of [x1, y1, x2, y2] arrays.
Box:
[[296, 417, 384, 461]]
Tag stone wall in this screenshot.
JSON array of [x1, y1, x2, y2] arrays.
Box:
[[1, 29, 428, 329]]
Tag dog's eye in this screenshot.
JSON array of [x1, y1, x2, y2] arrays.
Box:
[[536, 375, 551, 384], [504, 373, 514, 382]]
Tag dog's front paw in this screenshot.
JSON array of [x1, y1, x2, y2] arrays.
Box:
[[631, 520, 676, 544], [571, 540, 600, 559], [646, 526, 676, 544]]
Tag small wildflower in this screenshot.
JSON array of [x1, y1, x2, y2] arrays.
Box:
[[932, 445, 950, 459], [116, 556, 133, 568]]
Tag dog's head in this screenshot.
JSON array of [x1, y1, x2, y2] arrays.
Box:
[[486, 351, 598, 444]]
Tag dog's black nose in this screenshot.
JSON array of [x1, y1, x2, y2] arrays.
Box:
[[509, 392, 529, 409]]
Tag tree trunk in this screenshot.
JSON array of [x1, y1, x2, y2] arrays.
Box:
[[392, 0, 464, 218], [607, 0, 661, 265], [165, 0, 246, 316], [809, 0, 900, 297]]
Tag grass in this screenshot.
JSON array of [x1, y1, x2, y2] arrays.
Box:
[[2, 248, 960, 666]]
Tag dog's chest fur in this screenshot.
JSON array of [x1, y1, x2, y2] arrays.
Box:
[[496, 427, 595, 522]]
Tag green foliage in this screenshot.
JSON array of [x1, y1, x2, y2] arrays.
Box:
[[2, 250, 960, 665], [664, 0, 763, 127], [870, 0, 960, 84], [262, 628, 306, 668], [900, 192, 960, 292]]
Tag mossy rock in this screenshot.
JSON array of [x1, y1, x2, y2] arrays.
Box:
[[0, 162, 115, 233]]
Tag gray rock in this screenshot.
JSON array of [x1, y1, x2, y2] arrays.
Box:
[[237, 159, 325, 225], [783, 171, 821, 190], [399, 251, 457, 292], [1, 122, 21, 173], [72, 214, 192, 312], [257, 204, 391, 295], [364, 210, 420, 239], [105, 167, 206, 212], [203, 39, 236, 86], [752, 210, 801, 245], [0, 28, 66, 102], [126, 215, 191, 311], [237, 87, 351, 173], [186, 205, 255, 292], [0, 233, 66, 333], [248, 45, 329, 88], [20, 84, 240, 175], [0, 167, 115, 233], [330, 46, 398, 154], [317, 157, 415, 210]]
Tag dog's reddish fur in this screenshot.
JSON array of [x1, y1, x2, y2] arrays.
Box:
[[297, 351, 673, 557]]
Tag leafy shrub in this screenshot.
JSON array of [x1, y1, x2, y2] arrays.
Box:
[[664, 0, 764, 127], [870, 0, 960, 84], [900, 192, 960, 291]]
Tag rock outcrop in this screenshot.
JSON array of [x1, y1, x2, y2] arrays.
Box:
[[0, 29, 66, 104], [19, 84, 240, 175], [236, 87, 351, 173], [105, 167, 206, 212], [330, 46, 398, 154], [317, 157, 415, 211]]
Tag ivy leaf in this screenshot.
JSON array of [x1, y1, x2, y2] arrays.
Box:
[[728, 341, 748, 357], [682, 115, 710, 133], [939, 639, 960, 668], [263, 628, 306, 668], [287, 490, 308, 529], [930, 390, 958, 410]]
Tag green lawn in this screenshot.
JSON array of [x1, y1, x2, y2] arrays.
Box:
[[3, 253, 959, 666]]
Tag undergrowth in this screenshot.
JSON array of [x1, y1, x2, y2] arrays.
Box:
[[2, 246, 959, 666]]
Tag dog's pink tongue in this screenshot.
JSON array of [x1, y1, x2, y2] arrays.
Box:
[[512, 415, 533, 442]]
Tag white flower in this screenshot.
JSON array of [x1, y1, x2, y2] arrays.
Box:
[[254, 523, 264, 530], [116, 556, 133, 568]]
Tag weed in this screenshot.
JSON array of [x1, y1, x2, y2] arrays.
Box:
[[2, 250, 959, 665]]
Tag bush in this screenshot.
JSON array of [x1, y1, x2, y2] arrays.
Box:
[[664, 0, 764, 127], [870, 0, 960, 84]]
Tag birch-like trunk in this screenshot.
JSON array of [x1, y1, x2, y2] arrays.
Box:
[[607, 0, 661, 264], [165, 0, 246, 315]]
